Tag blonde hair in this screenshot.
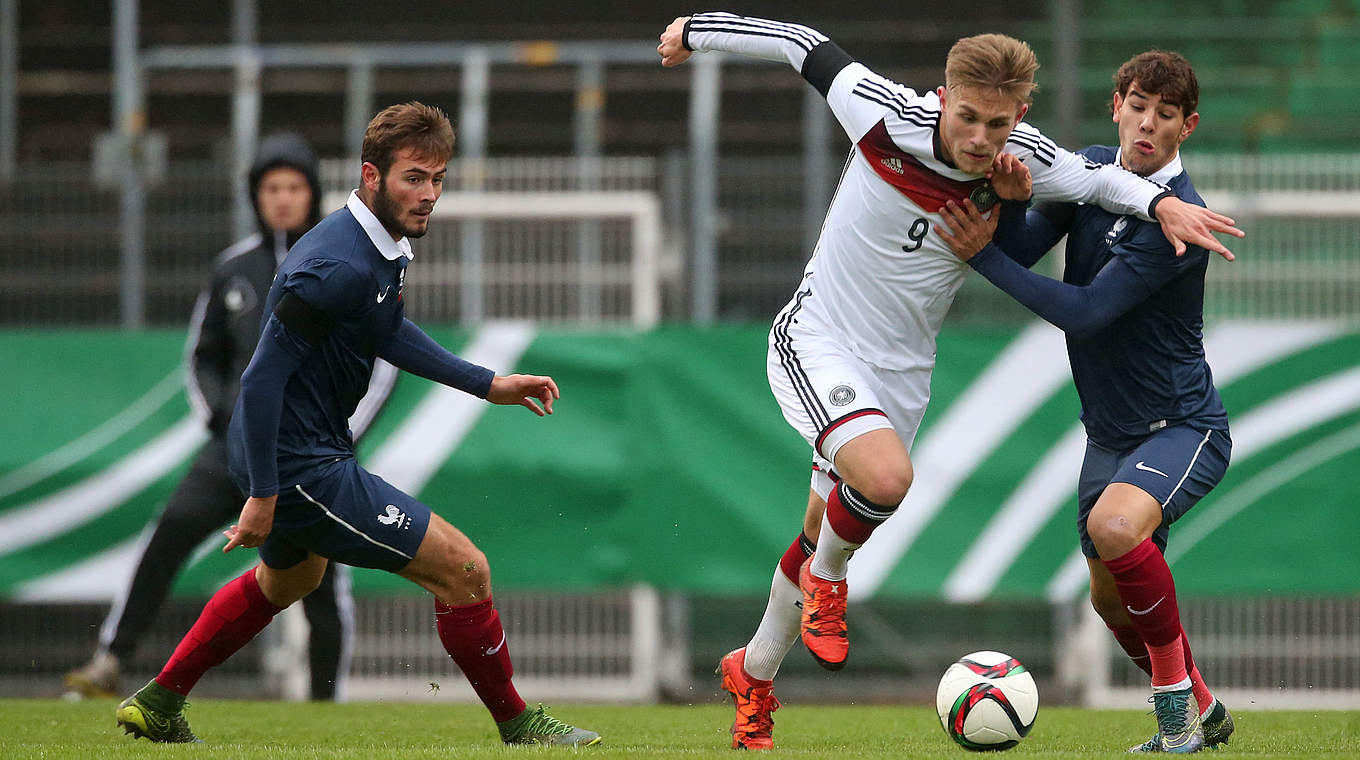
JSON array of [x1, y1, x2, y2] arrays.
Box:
[[945, 34, 1039, 105], [361, 101, 455, 175]]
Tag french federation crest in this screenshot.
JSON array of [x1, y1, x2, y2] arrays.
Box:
[[1106, 216, 1129, 244]]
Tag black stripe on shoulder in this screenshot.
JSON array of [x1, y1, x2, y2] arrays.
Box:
[[853, 87, 936, 129], [274, 292, 335, 346], [801, 41, 854, 97]]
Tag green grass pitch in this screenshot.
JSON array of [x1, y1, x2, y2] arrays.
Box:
[[6, 699, 1358, 759]]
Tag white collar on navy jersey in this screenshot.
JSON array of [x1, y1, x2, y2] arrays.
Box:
[[346, 190, 415, 261], [1114, 149, 1184, 186]]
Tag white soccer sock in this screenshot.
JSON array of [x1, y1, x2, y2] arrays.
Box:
[[742, 570, 804, 681], [1151, 676, 1193, 694], [808, 511, 860, 582]]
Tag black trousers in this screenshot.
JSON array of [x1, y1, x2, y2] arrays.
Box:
[[103, 435, 352, 700]]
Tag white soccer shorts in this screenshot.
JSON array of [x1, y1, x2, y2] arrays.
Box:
[[767, 306, 931, 502]]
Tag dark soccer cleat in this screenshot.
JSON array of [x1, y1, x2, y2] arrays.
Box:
[[1200, 699, 1234, 747], [115, 694, 201, 743], [499, 704, 602, 746], [798, 556, 849, 670], [717, 647, 781, 750]]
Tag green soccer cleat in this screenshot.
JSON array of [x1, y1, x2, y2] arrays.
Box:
[[1200, 699, 1235, 747], [115, 694, 201, 743], [1128, 697, 1232, 753], [499, 704, 602, 747], [1127, 688, 1203, 753]]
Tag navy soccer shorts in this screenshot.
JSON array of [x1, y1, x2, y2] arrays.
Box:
[[256, 457, 432, 572], [1076, 424, 1232, 559]]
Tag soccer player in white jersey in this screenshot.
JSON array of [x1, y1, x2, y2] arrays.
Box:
[[658, 12, 1242, 750]]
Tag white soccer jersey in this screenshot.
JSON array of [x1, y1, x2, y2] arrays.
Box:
[[685, 12, 1170, 372]]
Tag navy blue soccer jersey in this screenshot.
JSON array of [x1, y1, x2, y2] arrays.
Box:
[[973, 145, 1228, 449], [255, 194, 408, 466]]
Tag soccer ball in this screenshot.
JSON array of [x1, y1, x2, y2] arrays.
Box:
[[935, 650, 1038, 751]]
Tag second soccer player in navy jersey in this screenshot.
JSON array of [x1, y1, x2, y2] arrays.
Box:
[[938, 51, 1235, 753], [114, 102, 600, 747]]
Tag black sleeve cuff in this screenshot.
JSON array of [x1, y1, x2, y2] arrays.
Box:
[[681, 17, 695, 51], [1147, 190, 1174, 220], [801, 41, 854, 97]]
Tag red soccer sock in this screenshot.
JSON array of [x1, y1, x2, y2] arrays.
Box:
[[154, 567, 284, 695], [1107, 623, 1154, 678], [435, 596, 526, 722], [1103, 539, 1187, 688], [824, 483, 890, 545], [1189, 662, 1214, 713], [778, 532, 815, 586]]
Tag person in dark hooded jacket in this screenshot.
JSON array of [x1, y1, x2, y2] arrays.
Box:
[[63, 134, 396, 702]]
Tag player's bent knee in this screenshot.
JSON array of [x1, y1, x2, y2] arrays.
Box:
[[436, 546, 491, 600], [1087, 513, 1141, 556], [855, 467, 912, 507]]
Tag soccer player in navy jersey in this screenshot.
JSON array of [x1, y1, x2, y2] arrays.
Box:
[[938, 52, 1234, 753], [64, 134, 391, 704], [114, 102, 600, 747]]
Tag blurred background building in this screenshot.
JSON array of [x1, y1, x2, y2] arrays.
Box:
[[1, 0, 1357, 707]]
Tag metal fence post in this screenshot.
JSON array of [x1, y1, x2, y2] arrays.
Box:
[[344, 59, 375, 162], [459, 48, 489, 325], [0, 0, 17, 182], [231, 0, 260, 242], [688, 53, 721, 325], [575, 57, 605, 323], [113, 0, 145, 330], [802, 85, 833, 256], [1052, 0, 1081, 149]]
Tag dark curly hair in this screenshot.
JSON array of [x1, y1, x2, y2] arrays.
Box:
[[1112, 50, 1199, 117]]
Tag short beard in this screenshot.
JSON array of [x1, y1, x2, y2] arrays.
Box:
[[372, 177, 428, 239]]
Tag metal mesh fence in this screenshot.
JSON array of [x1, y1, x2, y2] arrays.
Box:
[[0, 154, 1357, 326], [1102, 596, 1360, 708]]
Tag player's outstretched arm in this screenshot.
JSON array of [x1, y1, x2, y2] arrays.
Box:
[[938, 200, 1155, 338], [1151, 195, 1243, 260], [661, 12, 833, 74], [378, 318, 495, 397], [486, 374, 560, 416]]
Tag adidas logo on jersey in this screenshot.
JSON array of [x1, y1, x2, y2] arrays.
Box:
[[881, 157, 904, 175]]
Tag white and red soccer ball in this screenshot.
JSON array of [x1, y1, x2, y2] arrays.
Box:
[[936, 650, 1039, 751]]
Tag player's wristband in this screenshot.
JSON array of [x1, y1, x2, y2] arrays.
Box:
[[1147, 190, 1175, 220]]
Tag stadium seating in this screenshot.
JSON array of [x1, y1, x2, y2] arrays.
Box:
[[1023, 1, 1360, 151]]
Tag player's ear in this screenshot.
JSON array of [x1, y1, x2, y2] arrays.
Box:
[[1111, 92, 1124, 123], [1014, 102, 1029, 125], [360, 161, 382, 192], [1179, 112, 1199, 142]]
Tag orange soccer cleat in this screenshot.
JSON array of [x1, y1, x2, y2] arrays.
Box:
[[717, 648, 781, 750], [799, 556, 849, 670]]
